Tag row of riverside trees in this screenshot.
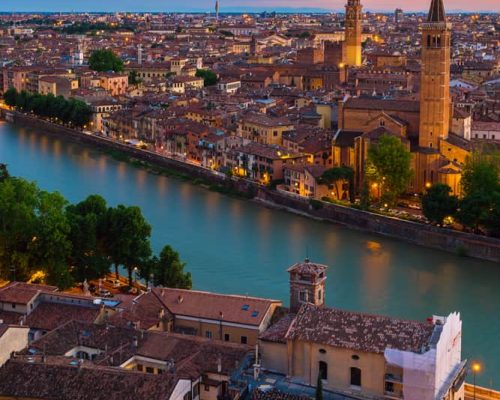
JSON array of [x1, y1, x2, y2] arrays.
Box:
[[422, 152, 500, 236], [0, 167, 192, 290], [3, 88, 92, 128], [318, 134, 500, 237]]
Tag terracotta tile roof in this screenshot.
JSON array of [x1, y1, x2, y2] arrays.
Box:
[[25, 303, 100, 331], [344, 97, 420, 113], [287, 260, 327, 276], [252, 388, 310, 400], [259, 313, 296, 344], [0, 358, 178, 400], [445, 133, 471, 151], [136, 331, 251, 376], [24, 320, 250, 378], [0, 282, 58, 305], [108, 291, 172, 330], [242, 112, 293, 128], [152, 288, 280, 327], [0, 310, 24, 325], [333, 130, 363, 147], [286, 304, 435, 354]]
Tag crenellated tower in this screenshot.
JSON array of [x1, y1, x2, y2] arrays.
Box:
[[344, 0, 362, 66]]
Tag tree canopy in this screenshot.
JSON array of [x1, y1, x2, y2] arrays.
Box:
[[367, 134, 412, 205], [88, 49, 124, 72], [105, 205, 152, 286], [422, 183, 458, 225], [0, 168, 189, 288], [3, 88, 92, 128], [320, 166, 355, 203], [195, 69, 218, 86], [457, 152, 500, 235]]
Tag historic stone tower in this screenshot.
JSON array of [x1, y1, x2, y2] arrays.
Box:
[[288, 259, 327, 313], [419, 0, 451, 150], [416, 0, 452, 190], [344, 0, 362, 66]]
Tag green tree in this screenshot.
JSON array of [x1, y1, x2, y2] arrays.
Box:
[[461, 152, 499, 197], [422, 183, 458, 225], [484, 192, 500, 237], [0, 178, 39, 281], [3, 87, 17, 107], [128, 71, 142, 85], [88, 49, 124, 72], [359, 180, 371, 210], [320, 166, 355, 203], [66, 195, 110, 283], [152, 245, 192, 289], [315, 373, 323, 400], [0, 164, 9, 182], [104, 205, 152, 286], [138, 255, 157, 288], [457, 193, 491, 232], [31, 191, 73, 289], [195, 69, 218, 86], [367, 134, 412, 205]]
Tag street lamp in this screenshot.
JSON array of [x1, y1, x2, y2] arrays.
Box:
[[471, 362, 481, 400]]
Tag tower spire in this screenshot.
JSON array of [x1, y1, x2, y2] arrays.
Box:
[[427, 0, 446, 22]]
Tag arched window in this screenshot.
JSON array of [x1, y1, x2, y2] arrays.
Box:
[[350, 367, 361, 386], [319, 361, 328, 380]]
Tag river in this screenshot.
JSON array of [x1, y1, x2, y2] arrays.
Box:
[[0, 120, 498, 387]]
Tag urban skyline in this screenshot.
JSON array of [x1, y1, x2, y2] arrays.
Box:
[[1, 0, 499, 12]]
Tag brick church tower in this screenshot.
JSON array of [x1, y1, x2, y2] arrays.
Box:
[[288, 259, 327, 313], [344, 0, 362, 66], [415, 0, 452, 191]]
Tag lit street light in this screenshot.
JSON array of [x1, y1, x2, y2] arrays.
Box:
[[471, 362, 481, 400]]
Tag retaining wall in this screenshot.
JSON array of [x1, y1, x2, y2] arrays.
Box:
[[11, 112, 500, 263]]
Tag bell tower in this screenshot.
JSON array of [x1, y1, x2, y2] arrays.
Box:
[[419, 0, 451, 150], [344, 0, 362, 66], [288, 259, 327, 314]]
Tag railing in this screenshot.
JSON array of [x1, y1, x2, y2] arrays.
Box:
[[465, 384, 500, 400]]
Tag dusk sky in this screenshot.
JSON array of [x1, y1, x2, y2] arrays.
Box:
[[1, 0, 499, 13]]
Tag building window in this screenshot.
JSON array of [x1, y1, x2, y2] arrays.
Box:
[[137, 364, 143, 372], [319, 361, 328, 380], [385, 381, 394, 393], [352, 354, 360, 360], [224, 333, 230, 341], [318, 290, 322, 301], [299, 290, 307, 302], [146, 367, 154, 374], [204, 385, 210, 392], [379, 119, 385, 127], [76, 351, 89, 360], [205, 331, 213, 339], [183, 392, 192, 400], [319, 349, 327, 354], [241, 336, 248, 344], [350, 367, 362, 387]]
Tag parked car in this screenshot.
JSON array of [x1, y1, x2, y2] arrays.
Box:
[[98, 289, 113, 298]]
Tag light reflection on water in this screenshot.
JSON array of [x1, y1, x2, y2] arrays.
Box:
[[0, 121, 499, 387]]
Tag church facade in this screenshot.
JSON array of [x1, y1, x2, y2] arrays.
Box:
[[333, 0, 470, 195]]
